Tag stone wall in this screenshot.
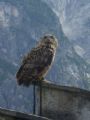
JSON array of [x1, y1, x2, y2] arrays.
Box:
[[37, 83, 90, 120]]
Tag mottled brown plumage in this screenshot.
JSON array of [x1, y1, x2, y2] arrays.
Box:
[[16, 35, 58, 87]]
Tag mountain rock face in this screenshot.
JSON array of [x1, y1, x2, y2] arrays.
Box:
[[0, 0, 90, 113], [43, 0, 90, 61]]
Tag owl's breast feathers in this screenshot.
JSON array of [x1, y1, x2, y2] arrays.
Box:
[[16, 46, 55, 86]]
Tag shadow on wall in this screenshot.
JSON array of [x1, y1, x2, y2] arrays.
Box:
[[43, 110, 77, 120]]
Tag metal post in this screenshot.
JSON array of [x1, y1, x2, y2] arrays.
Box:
[[33, 83, 36, 114], [39, 81, 42, 116]]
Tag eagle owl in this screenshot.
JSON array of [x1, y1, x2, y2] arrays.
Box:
[[16, 35, 58, 86]]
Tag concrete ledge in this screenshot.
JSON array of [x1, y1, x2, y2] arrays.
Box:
[[0, 107, 51, 120], [42, 82, 90, 97], [0, 83, 90, 120], [37, 82, 90, 120]]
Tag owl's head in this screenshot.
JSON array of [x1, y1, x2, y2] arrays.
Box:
[[38, 34, 58, 50]]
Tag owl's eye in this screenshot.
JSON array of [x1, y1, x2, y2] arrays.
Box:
[[44, 36, 47, 39], [50, 36, 54, 39]]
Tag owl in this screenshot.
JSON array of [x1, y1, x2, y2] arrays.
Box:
[[16, 35, 58, 87]]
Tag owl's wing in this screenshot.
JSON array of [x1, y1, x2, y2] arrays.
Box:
[[16, 47, 53, 85]]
